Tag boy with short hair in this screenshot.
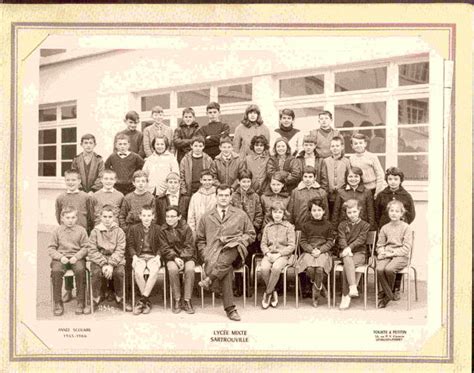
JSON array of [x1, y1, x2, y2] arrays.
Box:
[[179, 136, 214, 196], [155, 172, 190, 226], [210, 137, 245, 190], [48, 206, 90, 316], [270, 108, 304, 156], [70, 133, 105, 194], [114, 110, 145, 158], [173, 107, 200, 164], [296, 134, 329, 193], [309, 111, 342, 159], [288, 165, 328, 231], [91, 169, 124, 227], [349, 133, 385, 197], [127, 205, 162, 315], [88, 205, 127, 310], [105, 134, 144, 196], [187, 169, 217, 233], [197, 102, 230, 159], [143, 105, 174, 157]]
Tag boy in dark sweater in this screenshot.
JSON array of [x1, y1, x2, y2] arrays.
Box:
[[197, 102, 230, 159], [113, 111, 145, 158], [155, 172, 190, 226], [48, 206, 90, 316], [105, 133, 144, 196], [173, 107, 201, 164]]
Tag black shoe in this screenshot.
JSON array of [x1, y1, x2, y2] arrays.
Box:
[[62, 290, 73, 303], [133, 300, 144, 315], [125, 303, 133, 312], [378, 297, 390, 308], [75, 303, 85, 315], [226, 309, 241, 321], [393, 290, 401, 301], [172, 299, 182, 314], [142, 299, 152, 314], [53, 302, 64, 316], [183, 299, 195, 314], [233, 288, 242, 297]]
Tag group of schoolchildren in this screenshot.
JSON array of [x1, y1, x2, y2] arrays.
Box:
[[48, 101, 416, 320]]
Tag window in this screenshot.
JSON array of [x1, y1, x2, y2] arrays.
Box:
[[279, 75, 324, 98], [335, 67, 387, 92], [177, 88, 210, 108], [141, 93, 170, 111], [38, 103, 77, 177], [218, 83, 252, 104], [399, 62, 429, 86]]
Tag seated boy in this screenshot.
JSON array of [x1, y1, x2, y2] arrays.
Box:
[[210, 136, 245, 190], [187, 169, 217, 234], [197, 102, 230, 159], [91, 169, 124, 227], [127, 205, 162, 315], [179, 136, 214, 196], [155, 172, 190, 226], [88, 205, 127, 310], [71, 133, 105, 194], [159, 206, 197, 314], [114, 110, 145, 158], [47, 206, 90, 316]]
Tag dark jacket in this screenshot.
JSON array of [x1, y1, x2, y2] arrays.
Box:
[[126, 223, 161, 258], [260, 189, 290, 227], [210, 151, 245, 190], [300, 217, 335, 255], [179, 151, 214, 196], [288, 181, 328, 231], [337, 219, 371, 256], [243, 152, 270, 195], [231, 186, 263, 231], [155, 192, 190, 226], [375, 186, 416, 228], [71, 152, 104, 193], [332, 184, 375, 230], [295, 150, 329, 193], [265, 155, 302, 192], [173, 121, 200, 164], [159, 219, 197, 262], [196, 121, 230, 159]]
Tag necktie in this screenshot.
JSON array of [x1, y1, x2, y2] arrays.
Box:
[[221, 209, 226, 220]]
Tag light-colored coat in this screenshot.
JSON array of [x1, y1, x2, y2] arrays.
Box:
[[260, 220, 296, 257], [87, 222, 126, 267], [233, 122, 270, 158], [187, 186, 217, 232], [143, 151, 180, 195]]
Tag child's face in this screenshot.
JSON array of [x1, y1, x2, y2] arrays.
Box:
[[133, 177, 148, 193], [302, 173, 315, 186], [125, 119, 138, 131], [310, 204, 325, 220], [239, 178, 252, 191], [351, 138, 367, 153], [220, 142, 233, 156], [200, 175, 214, 189], [330, 140, 343, 157], [152, 111, 164, 123], [270, 179, 284, 194], [167, 178, 180, 194], [65, 174, 81, 192], [81, 139, 96, 153], [154, 138, 167, 154], [347, 171, 361, 187], [253, 143, 265, 155], [207, 108, 220, 122], [388, 205, 403, 221], [116, 139, 130, 153], [280, 114, 293, 128], [139, 209, 154, 226], [387, 175, 401, 190], [318, 114, 332, 130], [275, 141, 287, 156], [247, 110, 258, 122], [61, 211, 78, 227], [191, 141, 204, 156], [272, 208, 284, 223], [165, 210, 180, 227], [183, 112, 195, 126], [102, 173, 116, 190], [346, 206, 361, 222], [100, 210, 115, 228], [303, 142, 316, 154]]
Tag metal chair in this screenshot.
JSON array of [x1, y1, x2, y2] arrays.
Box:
[[169, 264, 205, 309], [397, 231, 418, 310], [131, 266, 167, 310], [87, 261, 126, 313], [50, 268, 91, 312], [211, 265, 249, 308], [332, 230, 377, 309]]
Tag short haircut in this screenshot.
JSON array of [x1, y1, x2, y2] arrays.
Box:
[[385, 166, 405, 183], [200, 169, 214, 179], [140, 204, 155, 214], [242, 104, 264, 126], [269, 200, 289, 220], [191, 135, 205, 146], [64, 169, 80, 178], [219, 136, 233, 146], [307, 197, 326, 212], [386, 200, 406, 216], [238, 169, 253, 180], [302, 134, 317, 144], [125, 110, 139, 122], [115, 133, 130, 144], [351, 133, 368, 143], [343, 199, 360, 211], [345, 166, 363, 184], [165, 205, 181, 216], [318, 110, 333, 120], [206, 101, 220, 112], [302, 165, 316, 176], [330, 136, 345, 156], [279, 108, 295, 120], [250, 135, 269, 151], [151, 105, 164, 114], [81, 133, 96, 144], [100, 204, 116, 216], [182, 107, 196, 117], [151, 135, 170, 151], [216, 183, 232, 195], [273, 137, 292, 156], [271, 171, 287, 185], [132, 170, 148, 182], [61, 205, 77, 217], [166, 172, 180, 182], [102, 169, 117, 178]]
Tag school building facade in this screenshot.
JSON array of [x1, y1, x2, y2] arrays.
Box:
[[32, 36, 453, 282]]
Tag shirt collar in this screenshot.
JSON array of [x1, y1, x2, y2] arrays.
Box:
[[96, 222, 118, 231], [100, 188, 115, 193], [117, 151, 131, 157], [66, 189, 80, 194]]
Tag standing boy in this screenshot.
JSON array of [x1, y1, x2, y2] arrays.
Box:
[[143, 105, 174, 158], [114, 110, 145, 158], [187, 170, 217, 234], [155, 172, 190, 226], [309, 111, 342, 159], [295, 134, 329, 193], [91, 169, 124, 227], [270, 109, 303, 156], [209, 137, 245, 191], [173, 107, 200, 164], [197, 102, 230, 159], [70, 133, 104, 194]]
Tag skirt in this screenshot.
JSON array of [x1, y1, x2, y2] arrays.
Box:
[[297, 252, 333, 275]]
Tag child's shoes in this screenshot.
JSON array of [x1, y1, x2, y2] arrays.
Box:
[[270, 291, 278, 308], [53, 302, 64, 316], [339, 295, 351, 309], [348, 285, 359, 297], [261, 293, 271, 309]]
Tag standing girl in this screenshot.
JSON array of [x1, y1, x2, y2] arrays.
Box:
[[233, 104, 270, 159], [244, 135, 271, 195], [266, 137, 302, 193]]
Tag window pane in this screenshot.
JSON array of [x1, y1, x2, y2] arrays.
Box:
[[334, 102, 386, 129], [335, 67, 387, 92], [61, 127, 77, 143], [338, 129, 358, 155], [218, 84, 252, 104], [291, 107, 324, 133], [340, 128, 386, 155], [194, 116, 208, 127], [62, 162, 73, 176], [39, 108, 56, 122], [141, 94, 170, 111], [61, 105, 77, 120], [38, 162, 56, 177], [61, 145, 77, 160], [141, 119, 170, 132], [399, 62, 429, 86], [399, 127, 429, 152], [39, 146, 56, 161], [38, 129, 56, 144], [279, 75, 324, 98], [177, 89, 210, 108], [399, 98, 429, 124], [220, 113, 244, 135], [398, 155, 428, 180]]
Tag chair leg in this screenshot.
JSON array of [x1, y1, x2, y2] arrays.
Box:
[[374, 269, 378, 309], [332, 269, 336, 308], [200, 271, 204, 309], [295, 268, 299, 309], [326, 272, 330, 308], [163, 271, 167, 310], [363, 271, 367, 310], [50, 276, 54, 312], [407, 272, 411, 311], [131, 269, 135, 309], [412, 268, 418, 301], [254, 267, 258, 307], [122, 274, 126, 312], [243, 267, 246, 309], [212, 292, 215, 308], [283, 268, 287, 307]]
